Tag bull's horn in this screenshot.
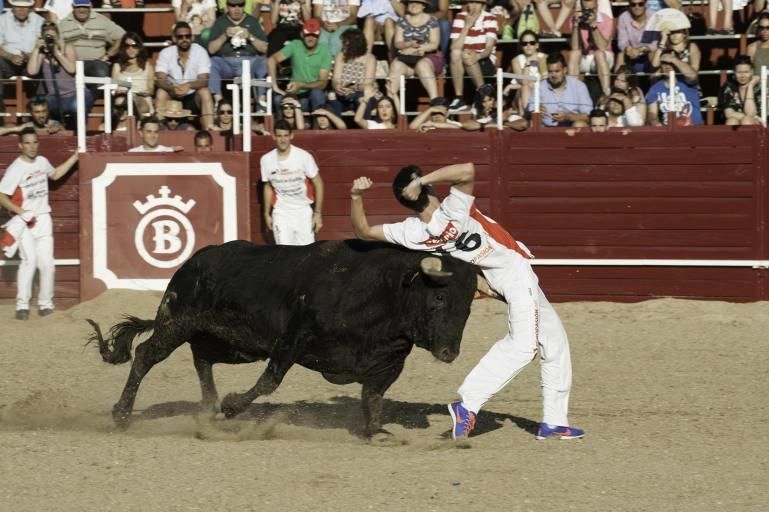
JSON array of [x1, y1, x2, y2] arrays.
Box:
[[477, 274, 506, 303], [420, 256, 453, 278]]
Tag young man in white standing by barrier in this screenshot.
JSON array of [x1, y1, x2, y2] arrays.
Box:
[[0, 127, 78, 320], [350, 163, 584, 441], [261, 119, 324, 245]]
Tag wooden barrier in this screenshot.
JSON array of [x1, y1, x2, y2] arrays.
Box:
[[1, 127, 768, 307]]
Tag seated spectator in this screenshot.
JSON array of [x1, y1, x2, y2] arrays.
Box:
[[615, 0, 657, 73], [448, 0, 498, 112], [509, 30, 546, 113], [528, 52, 592, 127], [534, 0, 573, 37], [329, 28, 375, 114], [409, 96, 462, 131], [388, 0, 442, 102], [0, 0, 45, 120], [211, 99, 234, 131], [718, 55, 761, 126], [462, 83, 528, 131], [588, 108, 607, 132], [355, 91, 398, 128], [129, 116, 184, 152], [112, 33, 154, 117], [708, 0, 734, 35], [646, 49, 703, 126], [650, 28, 700, 86], [26, 21, 93, 131], [311, 104, 347, 129], [268, 0, 312, 56], [613, 65, 646, 122], [747, 13, 769, 77], [600, 89, 644, 127], [194, 129, 213, 151], [173, 0, 218, 46], [313, 0, 360, 57], [358, 0, 399, 53], [567, 0, 614, 96], [156, 22, 215, 130], [216, 0, 260, 16], [59, 0, 125, 95], [207, 0, 269, 108], [159, 100, 197, 130], [268, 18, 332, 113], [277, 92, 306, 129], [27, 97, 63, 134]]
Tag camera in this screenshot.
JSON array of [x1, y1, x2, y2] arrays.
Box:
[[578, 8, 594, 25], [43, 34, 56, 53]]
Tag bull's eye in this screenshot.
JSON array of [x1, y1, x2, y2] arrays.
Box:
[[435, 294, 444, 302]]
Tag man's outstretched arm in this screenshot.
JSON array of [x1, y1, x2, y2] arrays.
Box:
[[350, 177, 387, 241], [402, 162, 475, 201]]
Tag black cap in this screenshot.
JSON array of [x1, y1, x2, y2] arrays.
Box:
[[429, 97, 449, 107]]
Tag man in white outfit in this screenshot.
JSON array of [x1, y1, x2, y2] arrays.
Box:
[[261, 119, 324, 246], [350, 163, 584, 440], [0, 127, 78, 320]]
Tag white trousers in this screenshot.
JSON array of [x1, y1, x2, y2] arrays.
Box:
[[16, 213, 55, 311], [273, 207, 315, 246], [458, 261, 573, 427]]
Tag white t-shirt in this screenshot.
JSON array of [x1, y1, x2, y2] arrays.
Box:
[[155, 43, 212, 93], [0, 156, 55, 216], [383, 187, 533, 292], [312, 0, 361, 24], [128, 145, 175, 152], [260, 145, 319, 210]]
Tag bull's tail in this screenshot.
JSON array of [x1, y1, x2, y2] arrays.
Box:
[[86, 316, 156, 365]]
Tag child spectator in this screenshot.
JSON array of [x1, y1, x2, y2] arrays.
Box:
[[111, 33, 154, 117], [388, 0, 442, 102]]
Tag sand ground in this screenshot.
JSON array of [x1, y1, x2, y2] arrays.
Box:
[[1, 290, 767, 512]]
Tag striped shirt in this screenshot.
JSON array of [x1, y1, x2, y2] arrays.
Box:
[[450, 11, 498, 61]]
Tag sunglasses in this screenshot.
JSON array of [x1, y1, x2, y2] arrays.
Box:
[[227, 2, 245, 6], [760, 25, 769, 30], [43, 22, 57, 28], [124, 42, 139, 47], [521, 40, 537, 46], [175, 34, 193, 39], [219, 109, 233, 114], [281, 104, 296, 109], [630, 1, 645, 6], [670, 29, 685, 35]]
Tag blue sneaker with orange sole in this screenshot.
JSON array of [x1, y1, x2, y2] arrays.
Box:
[[536, 423, 585, 440], [448, 401, 476, 440]]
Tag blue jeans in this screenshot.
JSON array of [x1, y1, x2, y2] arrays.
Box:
[[48, 90, 93, 131], [209, 55, 267, 97], [438, 18, 450, 61], [273, 88, 327, 113]]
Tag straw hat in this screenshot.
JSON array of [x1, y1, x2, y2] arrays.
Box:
[[653, 8, 691, 32], [162, 100, 192, 119]]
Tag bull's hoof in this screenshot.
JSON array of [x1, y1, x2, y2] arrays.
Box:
[[221, 393, 249, 418], [112, 406, 131, 430]]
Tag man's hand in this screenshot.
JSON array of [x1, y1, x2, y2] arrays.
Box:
[[173, 84, 191, 97], [313, 211, 323, 232], [462, 49, 480, 65], [322, 21, 337, 32], [286, 81, 299, 93], [19, 210, 36, 225], [402, 176, 422, 201], [551, 111, 569, 123], [10, 54, 24, 66], [351, 177, 373, 196]]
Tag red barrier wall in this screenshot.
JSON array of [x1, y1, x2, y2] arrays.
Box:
[[1, 128, 768, 307]]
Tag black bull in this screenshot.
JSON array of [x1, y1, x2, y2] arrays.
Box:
[[88, 239, 485, 437]]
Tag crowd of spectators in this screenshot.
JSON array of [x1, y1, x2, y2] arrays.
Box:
[[1, 0, 769, 133]]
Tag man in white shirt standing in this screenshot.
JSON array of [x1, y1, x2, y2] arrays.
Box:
[[0, 127, 78, 320], [350, 163, 584, 441], [261, 119, 324, 245], [128, 116, 181, 152]]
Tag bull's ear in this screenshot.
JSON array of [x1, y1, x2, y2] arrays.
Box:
[[420, 256, 453, 286]]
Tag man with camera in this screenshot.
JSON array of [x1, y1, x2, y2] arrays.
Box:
[[567, 0, 614, 97], [0, 0, 45, 123], [26, 21, 93, 130]]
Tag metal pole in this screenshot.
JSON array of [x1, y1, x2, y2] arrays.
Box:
[[75, 60, 86, 152], [399, 74, 406, 116], [761, 65, 767, 128], [242, 59, 252, 152], [496, 67, 503, 130], [103, 82, 116, 134], [226, 83, 240, 135], [126, 77, 134, 119]]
